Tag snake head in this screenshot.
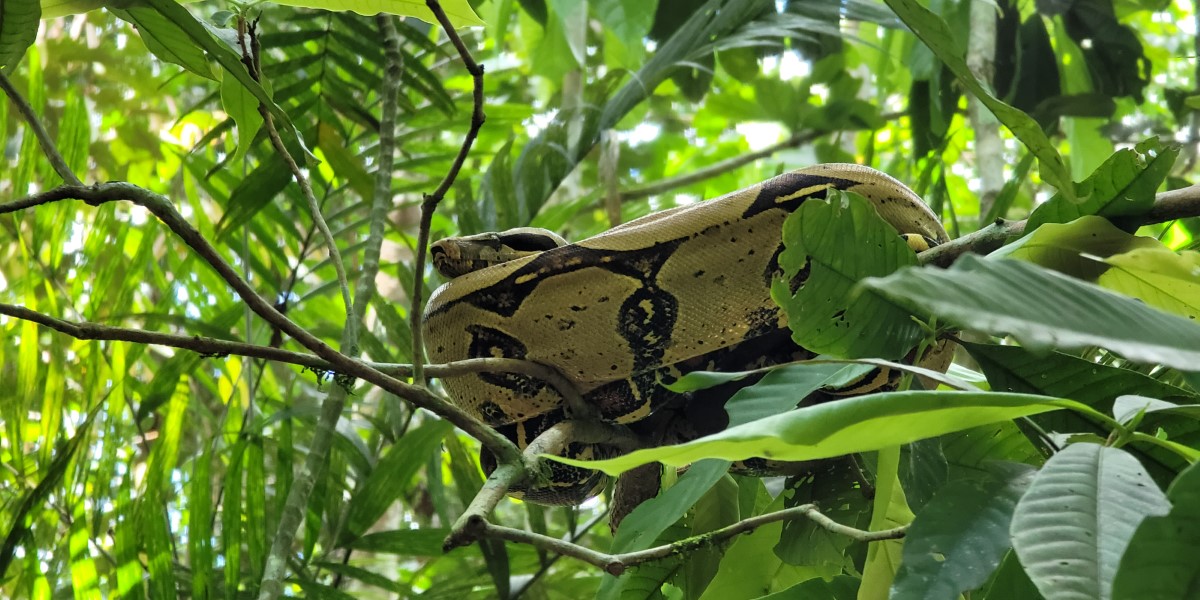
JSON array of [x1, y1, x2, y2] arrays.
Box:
[[431, 227, 568, 278]]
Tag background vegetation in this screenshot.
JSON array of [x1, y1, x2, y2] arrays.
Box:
[[2, 0, 1199, 598]]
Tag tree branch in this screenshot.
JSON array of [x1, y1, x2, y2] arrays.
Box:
[[409, 0, 487, 386], [472, 503, 906, 575], [0, 183, 522, 469], [0, 72, 83, 187], [443, 419, 640, 552], [919, 183, 1200, 267], [619, 113, 905, 203]]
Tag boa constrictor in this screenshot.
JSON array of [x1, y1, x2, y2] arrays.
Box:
[[423, 163, 949, 504]]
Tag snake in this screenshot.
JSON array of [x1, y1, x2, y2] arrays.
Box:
[[422, 163, 949, 504]]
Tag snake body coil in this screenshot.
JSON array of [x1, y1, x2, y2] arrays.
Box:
[[423, 164, 948, 503]]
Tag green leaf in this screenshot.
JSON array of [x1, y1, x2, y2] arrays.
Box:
[[139, 0, 305, 157], [268, 0, 483, 26], [1098, 247, 1200, 321], [883, 0, 1074, 198], [772, 190, 923, 359], [0, 0, 40, 71], [1010, 444, 1170, 600], [864, 255, 1200, 371], [112, 6, 214, 80], [1111, 461, 1200, 599], [348, 528, 450, 556], [994, 216, 1163, 281], [220, 69, 264, 164], [551, 391, 1075, 476], [1026, 139, 1179, 231], [723, 362, 871, 427], [891, 465, 1035, 600], [860, 447, 912, 599], [610, 459, 730, 554], [341, 420, 453, 541]]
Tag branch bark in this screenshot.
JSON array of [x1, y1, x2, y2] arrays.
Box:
[[408, 0, 487, 387], [471, 503, 906, 575]]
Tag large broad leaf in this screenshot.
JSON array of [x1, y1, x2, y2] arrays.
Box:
[[1026, 138, 1178, 232], [1010, 444, 1170, 600], [771, 191, 924, 359], [549, 391, 1077, 475], [1, 0, 40, 71], [1098, 247, 1200, 321], [1111, 461, 1200, 599], [993, 216, 1162, 281], [267, 0, 483, 26], [863, 255, 1200, 371], [883, 0, 1074, 197], [891, 464, 1035, 600]]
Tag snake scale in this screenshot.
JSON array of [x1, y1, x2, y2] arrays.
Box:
[[423, 164, 949, 504]]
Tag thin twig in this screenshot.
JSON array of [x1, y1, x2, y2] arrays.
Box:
[[0, 72, 84, 187], [474, 503, 906, 575], [0, 183, 522, 467], [0, 303, 596, 414], [409, 0, 487, 386], [620, 113, 905, 202]]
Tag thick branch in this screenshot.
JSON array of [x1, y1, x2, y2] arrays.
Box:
[[409, 1, 487, 386], [473, 503, 905, 575]]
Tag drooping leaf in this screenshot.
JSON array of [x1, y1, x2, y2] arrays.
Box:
[[883, 0, 1075, 198], [551, 391, 1077, 476], [864, 255, 1200, 371], [341, 420, 453, 541], [1010, 444, 1170, 600], [1111, 461, 1200, 599], [0, 0, 40, 71]]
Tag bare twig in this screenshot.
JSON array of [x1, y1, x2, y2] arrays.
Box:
[[473, 503, 906, 575], [0, 72, 84, 187], [620, 113, 904, 203], [409, 0, 487, 386]]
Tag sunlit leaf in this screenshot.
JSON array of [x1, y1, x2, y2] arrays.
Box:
[[552, 392, 1077, 475]]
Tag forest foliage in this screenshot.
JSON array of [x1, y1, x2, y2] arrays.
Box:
[[2, 0, 1200, 598]]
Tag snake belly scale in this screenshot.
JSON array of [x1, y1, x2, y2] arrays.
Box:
[[423, 163, 949, 503]]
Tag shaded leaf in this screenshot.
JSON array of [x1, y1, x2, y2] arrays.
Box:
[[1010, 443, 1170, 600], [864, 255, 1200, 371], [1111, 461, 1200, 599], [891, 464, 1035, 600]]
